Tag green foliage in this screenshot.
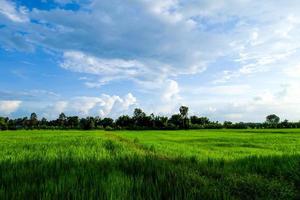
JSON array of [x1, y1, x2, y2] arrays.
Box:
[[0, 117, 8, 130], [79, 117, 95, 130], [104, 126, 114, 131], [168, 114, 182, 128], [1, 109, 300, 131], [190, 116, 210, 125], [29, 112, 38, 129], [115, 115, 134, 128], [266, 114, 280, 124], [101, 118, 114, 128]]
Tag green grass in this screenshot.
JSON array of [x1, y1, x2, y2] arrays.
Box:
[[0, 129, 300, 199]]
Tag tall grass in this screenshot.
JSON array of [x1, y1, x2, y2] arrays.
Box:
[[0, 129, 299, 199]]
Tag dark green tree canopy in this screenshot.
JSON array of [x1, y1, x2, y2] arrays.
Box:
[[133, 108, 146, 119], [30, 113, 38, 121], [2, 109, 300, 130], [266, 114, 280, 124], [59, 113, 67, 121]]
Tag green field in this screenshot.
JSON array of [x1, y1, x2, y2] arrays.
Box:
[[0, 129, 300, 199]]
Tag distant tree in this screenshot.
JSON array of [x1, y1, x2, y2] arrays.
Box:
[[203, 121, 223, 129], [66, 116, 79, 129], [59, 113, 66, 120], [132, 108, 151, 128], [179, 106, 189, 128], [22, 117, 29, 129], [223, 121, 233, 129], [116, 115, 133, 128], [190, 116, 198, 124], [190, 116, 210, 125], [0, 117, 8, 130], [40, 117, 48, 129], [133, 108, 146, 119], [6, 119, 16, 130], [79, 118, 87, 130], [79, 117, 95, 130], [15, 118, 24, 129], [168, 114, 182, 128], [266, 114, 280, 125], [30, 113, 37, 121], [101, 118, 114, 128], [94, 116, 102, 129], [87, 117, 95, 129], [41, 117, 47, 124], [58, 113, 67, 127], [152, 116, 168, 129], [2, 107, 300, 130], [179, 106, 188, 118], [280, 119, 290, 128], [232, 122, 247, 129], [200, 117, 210, 125], [29, 113, 38, 129]]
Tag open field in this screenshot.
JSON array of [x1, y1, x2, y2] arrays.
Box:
[[0, 129, 300, 199]]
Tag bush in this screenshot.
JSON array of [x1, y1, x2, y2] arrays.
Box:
[[104, 126, 114, 131], [166, 123, 178, 130]]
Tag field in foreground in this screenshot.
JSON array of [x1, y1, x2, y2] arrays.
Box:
[[0, 129, 300, 200]]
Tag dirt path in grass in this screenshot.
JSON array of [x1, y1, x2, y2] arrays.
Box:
[[103, 132, 173, 160], [104, 132, 152, 152]]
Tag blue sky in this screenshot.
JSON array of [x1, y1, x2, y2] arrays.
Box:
[[1, 0, 300, 121]]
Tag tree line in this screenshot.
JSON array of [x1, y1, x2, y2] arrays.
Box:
[[0, 106, 299, 130]]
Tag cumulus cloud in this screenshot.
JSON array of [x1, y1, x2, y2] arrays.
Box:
[[143, 79, 183, 115], [3, 1, 300, 120], [53, 101, 68, 113], [185, 81, 300, 122], [44, 93, 137, 118], [0, 100, 22, 115]]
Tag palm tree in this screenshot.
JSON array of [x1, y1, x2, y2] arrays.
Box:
[[179, 106, 189, 128]]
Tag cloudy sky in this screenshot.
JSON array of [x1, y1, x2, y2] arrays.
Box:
[[1, 0, 300, 121]]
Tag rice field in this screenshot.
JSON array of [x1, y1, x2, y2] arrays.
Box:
[[0, 129, 300, 199]]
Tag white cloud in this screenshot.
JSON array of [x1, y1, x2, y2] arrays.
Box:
[[121, 93, 137, 110], [60, 50, 200, 94], [0, 0, 28, 23], [162, 80, 180, 102], [61, 51, 144, 76], [284, 65, 300, 78], [53, 101, 68, 113], [98, 93, 137, 116], [146, 79, 182, 115], [70, 96, 102, 115], [3, 1, 300, 120], [0, 100, 22, 115], [186, 81, 300, 122], [44, 93, 137, 118], [143, 0, 183, 24]]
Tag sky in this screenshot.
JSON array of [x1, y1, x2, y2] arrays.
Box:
[[1, 0, 300, 122]]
